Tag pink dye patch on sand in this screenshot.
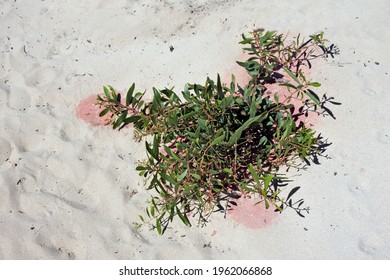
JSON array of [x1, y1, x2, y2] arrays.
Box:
[[228, 197, 279, 229], [76, 95, 112, 126]]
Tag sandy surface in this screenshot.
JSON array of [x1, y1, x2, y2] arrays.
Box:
[[1, 0, 390, 259]]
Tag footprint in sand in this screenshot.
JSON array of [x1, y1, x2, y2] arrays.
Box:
[[7, 86, 31, 110], [358, 233, 388, 258], [24, 66, 57, 88], [0, 138, 12, 165]]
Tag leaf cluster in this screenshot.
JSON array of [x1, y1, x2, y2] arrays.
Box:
[[97, 29, 338, 234]]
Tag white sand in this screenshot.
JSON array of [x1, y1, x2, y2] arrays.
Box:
[[1, 0, 389, 259]]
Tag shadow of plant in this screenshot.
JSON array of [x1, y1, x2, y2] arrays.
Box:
[[97, 28, 340, 234]]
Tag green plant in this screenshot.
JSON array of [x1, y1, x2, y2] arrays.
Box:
[[97, 29, 338, 234]]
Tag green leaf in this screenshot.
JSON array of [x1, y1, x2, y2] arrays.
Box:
[[210, 133, 225, 147], [243, 85, 252, 100], [150, 205, 155, 217], [230, 74, 236, 92], [146, 207, 150, 218], [146, 141, 158, 161], [123, 115, 141, 124], [249, 94, 257, 118], [179, 111, 197, 120], [152, 87, 162, 109], [235, 97, 244, 105], [99, 107, 111, 117], [163, 145, 184, 163], [96, 95, 104, 102], [260, 30, 276, 44], [152, 135, 159, 161], [194, 126, 201, 139], [184, 183, 197, 194], [193, 83, 200, 96], [283, 68, 300, 84], [223, 168, 233, 174], [103, 86, 111, 99], [228, 112, 268, 146], [132, 91, 145, 107], [236, 61, 246, 67], [259, 135, 268, 145], [245, 60, 260, 77], [264, 198, 270, 209], [136, 165, 147, 171], [239, 33, 253, 44], [156, 218, 162, 235], [161, 88, 180, 103], [221, 95, 234, 109], [209, 169, 219, 175], [310, 82, 321, 87], [182, 84, 192, 102], [248, 164, 261, 185], [126, 83, 135, 106], [113, 111, 127, 129], [217, 74, 224, 99], [240, 185, 256, 192], [160, 172, 177, 186], [168, 204, 175, 222], [298, 70, 307, 83], [176, 207, 191, 227], [263, 174, 274, 192], [191, 173, 201, 180], [274, 93, 279, 103], [177, 169, 188, 182], [153, 177, 169, 195], [198, 118, 207, 130], [108, 85, 117, 100], [304, 89, 321, 106], [107, 98, 120, 106]]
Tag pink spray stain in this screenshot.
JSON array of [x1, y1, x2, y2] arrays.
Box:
[[228, 197, 279, 229], [76, 94, 112, 126]]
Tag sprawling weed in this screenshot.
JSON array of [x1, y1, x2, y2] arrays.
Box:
[[97, 29, 339, 234]]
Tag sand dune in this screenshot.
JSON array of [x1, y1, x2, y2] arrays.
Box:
[[1, 0, 389, 260]]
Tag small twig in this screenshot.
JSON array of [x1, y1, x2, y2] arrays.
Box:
[[23, 45, 35, 58]]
